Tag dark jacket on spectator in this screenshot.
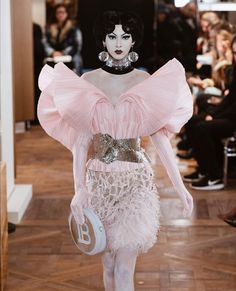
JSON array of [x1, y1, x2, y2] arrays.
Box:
[[170, 10, 198, 73], [210, 86, 236, 122], [44, 19, 78, 57], [210, 67, 236, 122]]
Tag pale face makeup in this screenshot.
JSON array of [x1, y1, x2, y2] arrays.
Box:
[[104, 24, 134, 60]]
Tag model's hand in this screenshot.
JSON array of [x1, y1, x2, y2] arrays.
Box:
[[181, 191, 193, 218], [70, 189, 91, 225], [151, 130, 194, 218]]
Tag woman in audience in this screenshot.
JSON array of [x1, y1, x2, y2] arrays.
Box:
[[44, 4, 82, 72], [197, 12, 220, 55], [195, 12, 220, 79], [188, 28, 233, 94]]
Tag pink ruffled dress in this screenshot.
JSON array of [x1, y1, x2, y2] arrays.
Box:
[[37, 58, 193, 253]]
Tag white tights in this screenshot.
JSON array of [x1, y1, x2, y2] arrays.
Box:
[[102, 247, 138, 291]]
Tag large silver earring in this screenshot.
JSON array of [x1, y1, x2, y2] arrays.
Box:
[[128, 46, 139, 62], [98, 46, 109, 62]]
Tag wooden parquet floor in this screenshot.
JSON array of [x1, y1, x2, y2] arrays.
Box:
[[5, 126, 236, 291]]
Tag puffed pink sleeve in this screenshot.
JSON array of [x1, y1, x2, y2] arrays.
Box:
[[37, 64, 79, 151], [126, 58, 193, 137], [37, 63, 95, 151]]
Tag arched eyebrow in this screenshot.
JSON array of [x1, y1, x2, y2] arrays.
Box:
[[108, 32, 131, 36]]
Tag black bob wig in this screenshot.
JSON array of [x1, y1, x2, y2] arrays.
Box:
[[93, 10, 144, 49]]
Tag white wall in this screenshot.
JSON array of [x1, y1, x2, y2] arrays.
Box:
[[0, 0, 15, 198], [32, 0, 46, 31], [1, 0, 32, 223]]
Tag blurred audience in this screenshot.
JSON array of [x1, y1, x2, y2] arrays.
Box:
[[178, 20, 235, 158], [181, 36, 236, 190], [171, 1, 198, 73], [188, 28, 233, 98], [43, 3, 82, 73], [150, 1, 198, 74], [195, 12, 220, 79], [197, 12, 220, 56], [153, 4, 179, 70]]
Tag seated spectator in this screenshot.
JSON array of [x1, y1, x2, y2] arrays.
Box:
[[197, 12, 220, 56], [177, 26, 233, 154], [192, 28, 234, 116], [182, 36, 236, 190], [43, 3, 82, 73], [188, 29, 233, 96], [170, 1, 198, 74], [196, 12, 220, 78], [153, 4, 179, 70]]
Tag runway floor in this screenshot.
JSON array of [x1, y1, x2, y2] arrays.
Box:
[[6, 125, 236, 290]]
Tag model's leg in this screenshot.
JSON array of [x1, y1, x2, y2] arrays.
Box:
[[114, 247, 138, 291], [102, 250, 115, 291]]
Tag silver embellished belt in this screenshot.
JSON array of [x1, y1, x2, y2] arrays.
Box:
[[92, 133, 146, 164]]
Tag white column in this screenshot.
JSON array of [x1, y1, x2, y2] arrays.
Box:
[[0, 0, 32, 223]]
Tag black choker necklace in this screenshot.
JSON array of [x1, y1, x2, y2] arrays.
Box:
[[101, 55, 134, 75], [102, 64, 134, 75]]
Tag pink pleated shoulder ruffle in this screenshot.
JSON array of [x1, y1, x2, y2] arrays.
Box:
[[37, 63, 103, 151], [123, 58, 193, 136], [37, 58, 193, 154]]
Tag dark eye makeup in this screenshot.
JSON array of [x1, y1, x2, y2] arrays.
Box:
[[107, 33, 131, 40], [122, 34, 131, 40], [108, 34, 116, 40]]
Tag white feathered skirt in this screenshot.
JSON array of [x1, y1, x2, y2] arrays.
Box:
[[86, 164, 160, 253]]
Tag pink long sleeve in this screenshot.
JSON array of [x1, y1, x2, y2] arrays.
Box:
[[151, 129, 193, 217], [70, 133, 92, 225], [72, 133, 92, 192]]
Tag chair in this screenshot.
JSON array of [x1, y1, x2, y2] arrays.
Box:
[[223, 136, 236, 186]]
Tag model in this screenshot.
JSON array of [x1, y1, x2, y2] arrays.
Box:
[[38, 10, 193, 291]]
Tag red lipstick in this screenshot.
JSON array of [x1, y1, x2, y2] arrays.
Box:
[[115, 50, 123, 54]]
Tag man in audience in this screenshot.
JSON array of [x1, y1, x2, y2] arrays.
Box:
[[171, 1, 198, 73]]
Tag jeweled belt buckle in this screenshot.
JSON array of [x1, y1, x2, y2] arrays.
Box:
[[101, 147, 119, 164]]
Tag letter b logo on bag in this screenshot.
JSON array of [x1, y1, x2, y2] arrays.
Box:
[[69, 209, 106, 255], [77, 222, 91, 245]]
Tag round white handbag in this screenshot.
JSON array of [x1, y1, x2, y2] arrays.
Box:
[[68, 208, 106, 255]]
